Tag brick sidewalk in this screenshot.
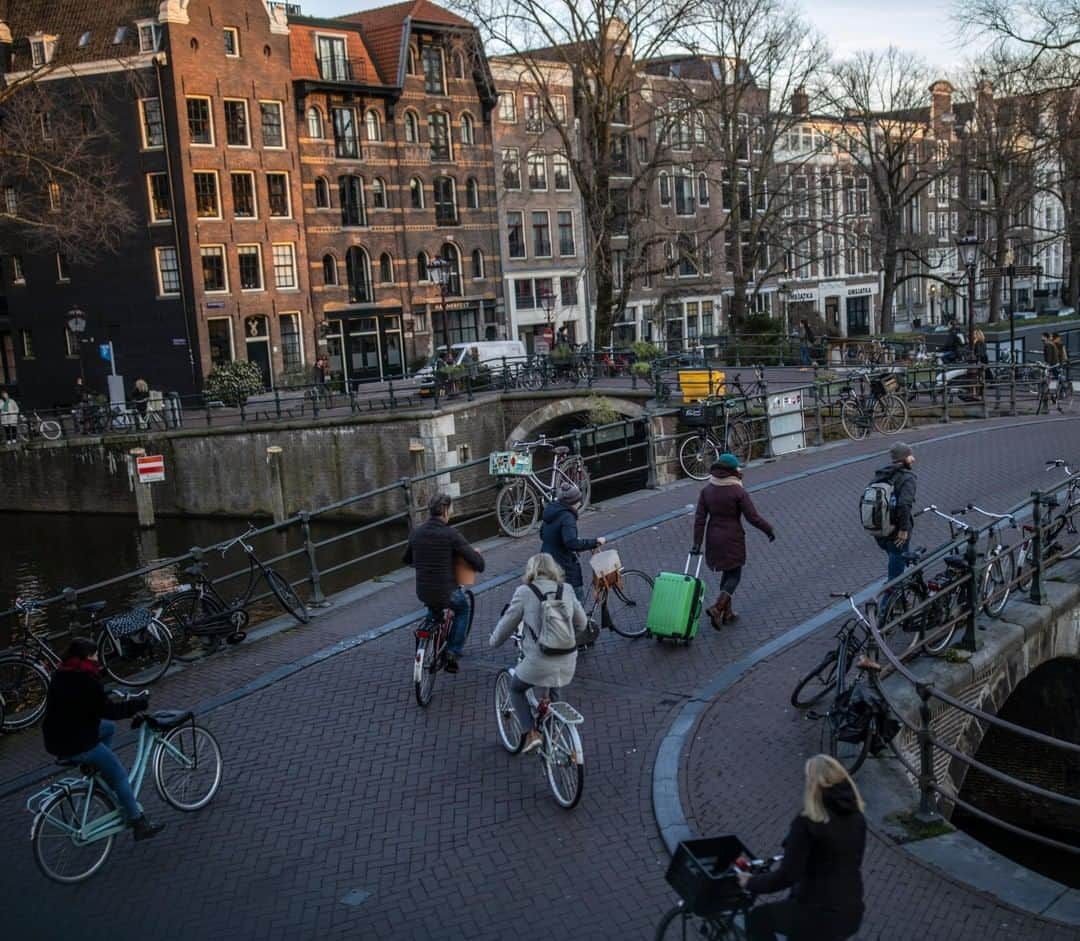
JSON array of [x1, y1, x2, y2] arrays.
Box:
[[1, 414, 1076, 939]]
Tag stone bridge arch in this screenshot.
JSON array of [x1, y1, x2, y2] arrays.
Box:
[[504, 396, 647, 447]]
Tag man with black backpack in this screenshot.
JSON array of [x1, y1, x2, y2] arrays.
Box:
[[862, 442, 917, 582]]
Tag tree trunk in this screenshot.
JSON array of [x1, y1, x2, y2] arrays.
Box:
[[879, 241, 898, 336]]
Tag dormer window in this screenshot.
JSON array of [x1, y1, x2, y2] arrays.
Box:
[[78, 32, 92, 49], [29, 34, 57, 67], [137, 22, 160, 53], [114, 27, 128, 45]]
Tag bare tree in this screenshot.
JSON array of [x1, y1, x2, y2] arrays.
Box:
[[956, 0, 1080, 68]]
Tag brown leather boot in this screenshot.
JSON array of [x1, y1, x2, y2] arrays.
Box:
[[723, 602, 740, 624], [707, 592, 730, 630]]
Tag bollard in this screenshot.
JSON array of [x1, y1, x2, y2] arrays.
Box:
[[311, 385, 320, 418], [266, 446, 286, 524], [960, 531, 979, 652], [127, 447, 156, 529], [914, 683, 938, 823], [299, 510, 328, 606]]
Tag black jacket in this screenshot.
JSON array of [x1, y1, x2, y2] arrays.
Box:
[[873, 462, 917, 533], [403, 517, 484, 609], [540, 502, 598, 588], [42, 667, 146, 757], [747, 781, 866, 934]]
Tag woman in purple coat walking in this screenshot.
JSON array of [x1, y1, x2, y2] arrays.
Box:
[[692, 454, 775, 629]]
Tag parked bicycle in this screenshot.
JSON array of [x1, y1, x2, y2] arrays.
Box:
[[493, 624, 585, 808], [27, 695, 222, 883], [16, 411, 63, 443], [953, 504, 1021, 617], [1036, 363, 1075, 414], [157, 524, 309, 656], [413, 589, 475, 707], [838, 370, 909, 440], [790, 594, 871, 709], [677, 396, 754, 480], [493, 437, 591, 537]]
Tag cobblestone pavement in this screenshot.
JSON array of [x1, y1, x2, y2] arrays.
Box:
[[1, 414, 1077, 940]]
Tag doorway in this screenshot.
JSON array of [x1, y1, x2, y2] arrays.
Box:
[[348, 316, 381, 384], [244, 315, 271, 388]]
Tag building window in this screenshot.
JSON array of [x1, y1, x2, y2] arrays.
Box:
[[820, 175, 832, 218], [507, 211, 525, 259], [514, 279, 536, 311], [2, 187, 16, 215], [553, 153, 571, 191], [272, 244, 297, 290], [280, 314, 302, 369], [560, 276, 578, 306], [452, 51, 466, 79], [307, 107, 323, 138], [187, 97, 213, 145], [557, 211, 575, 257], [416, 252, 429, 281], [223, 100, 250, 146], [47, 182, 61, 212], [138, 23, 160, 53], [428, 112, 451, 161], [440, 244, 462, 294], [12, 256, 25, 284], [201, 245, 228, 292], [65, 325, 79, 357], [502, 147, 521, 190], [260, 101, 284, 148], [409, 177, 424, 209], [314, 177, 330, 209], [224, 27, 240, 57], [365, 109, 382, 142], [524, 94, 543, 132], [404, 110, 420, 143], [379, 252, 394, 283], [371, 177, 387, 209], [316, 35, 348, 80], [332, 107, 359, 159], [527, 151, 547, 191], [20, 330, 34, 358], [346, 247, 372, 302], [675, 172, 695, 216], [460, 113, 474, 145], [677, 234, 697, 278], [206, 319, 233, 366], [38, 112, 52, 141], [499, 93, 517, 123], [30, 41, 46, 68], [466, 177, 479, 209], [147, 173, 171, 223], [421, 46, 445, 95], [658, 172, 671, 206], [56, 253, 70, 282], [267, 173, 290, 217], [238, 245, 263, 290], [139, 98, 164, 148], [433, 176, 457, 226], [698, 172, 710, 207], [532, 211, 551, 258], [193, 172, 220, 218], [231, 172, 256, 218], [323, 254, 338, 285], [407, 46, 417, 74], [155, 246, 180, 296], [339, 175, 366, 227]]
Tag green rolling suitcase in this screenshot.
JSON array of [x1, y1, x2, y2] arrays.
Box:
[[647, 554, 705, 643]]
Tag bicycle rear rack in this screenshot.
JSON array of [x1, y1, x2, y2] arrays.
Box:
[[26, 777, 84, 815], [548, 701, 584, 725]]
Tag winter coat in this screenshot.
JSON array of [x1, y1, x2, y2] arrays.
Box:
[[42, 665, 147, 757], [1044, 340, 1059, 366], [0, 396, 19, 427], [540, 502, 598, 588], [489, 577, 585, 688], [692, 472, 773, 572], [1054, 338, 1068, 365], [403, 517, 485, 610], [746, 780, 866, 938], [873, 462, 917, 533]]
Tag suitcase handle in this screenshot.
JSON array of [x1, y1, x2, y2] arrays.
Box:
[[685, 553, 703, 578]]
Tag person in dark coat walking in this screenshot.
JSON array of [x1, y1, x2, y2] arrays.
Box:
[[540, 482, 605, 606], [738, 754, 867, 941], [692, 454, 774, 629]]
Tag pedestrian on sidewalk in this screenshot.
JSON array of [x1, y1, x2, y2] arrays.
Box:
[[0, 389, 20, 443], [1052, 333, 1069, 380], [871, 442, 917, 583], [540, 482, 605, 608], [799, 319, 815, 367], [130, 378, 150, 429], [1042, 332, 1059, 368], [692, 454, 775, 630], [737, 754, 866, 941]]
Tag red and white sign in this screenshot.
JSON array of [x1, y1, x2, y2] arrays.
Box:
[[136, 454, 165, 484]]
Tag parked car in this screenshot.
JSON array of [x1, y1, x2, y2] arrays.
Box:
[[1010, 310, 1038, 320], [414, 340, 528, 393], [1055, 306, 1076, 318]]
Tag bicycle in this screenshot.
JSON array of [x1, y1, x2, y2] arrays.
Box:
[[954, 503, 1022, 617], [26, 695, 222, 883], [789, 593, 871, 709], [580, 551, 654, 642], [838, 370, 909, 440], [157, 524, 309, 656], [16, 411, 63, 442], [413, 589, 475, 707], [1036, 363, 1075, 414], [677, 396, 754, 480], [655, 835, 782, 940], [493, 624, 585, 809], [493, 436, 591, 537]]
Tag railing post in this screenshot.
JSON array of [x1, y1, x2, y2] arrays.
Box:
[[760, 375, 774, 459], [274, 388, 282, 420], [777, 333, 785, 367], [980, 365, 989, 420], [940, 366, 950, 423], [1030, 490, 1046, 604], [915, 682, 938, 823], [402, 476, 416, 533], [960, 531, 979, 652], [299, 510, 328, 607], [465, 372, 474, 402], [1009, 363, 1017, 416], [239, 397, 247, 425], [311, 384, 320, 418], [812, 380, 825, 447], [645, 413, 660, 489], [734, 335, 742, 368]]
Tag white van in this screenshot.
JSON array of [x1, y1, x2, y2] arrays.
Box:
[[415, 341, 528, 386]]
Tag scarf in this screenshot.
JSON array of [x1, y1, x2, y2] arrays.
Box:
[[59, 656, 101, 675], [709, 475, 743, 488]]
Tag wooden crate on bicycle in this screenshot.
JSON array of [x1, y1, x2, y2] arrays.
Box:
[[589, 549, 623, 590], [871, 373, 899, 395]]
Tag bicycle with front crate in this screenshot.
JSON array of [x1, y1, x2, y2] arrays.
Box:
[[492, 436, 591, 537]]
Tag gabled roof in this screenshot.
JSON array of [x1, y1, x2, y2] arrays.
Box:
[[288, 17, 382, 86]]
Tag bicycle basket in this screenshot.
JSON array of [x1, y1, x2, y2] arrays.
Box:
[[830, 684, 892, 744], [665, 836, 753, 916], [589, 549, 622, 590], [679, 403, 723, 427], [489, 451, 533, 476]]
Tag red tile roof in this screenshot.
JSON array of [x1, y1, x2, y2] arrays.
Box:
[[288, 21, 380, 85]]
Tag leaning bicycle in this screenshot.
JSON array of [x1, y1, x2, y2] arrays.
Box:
[[27, 696, 223, 883], [839, 371, 909, 440], [492, 437, 591, 537]]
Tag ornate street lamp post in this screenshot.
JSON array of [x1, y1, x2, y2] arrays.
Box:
[[427, 256, 452, 355], [66, 304, 87, 386], [955, 231, 980, 351]]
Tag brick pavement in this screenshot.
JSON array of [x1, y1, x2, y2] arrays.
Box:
[[1, 414, 1077, 939]]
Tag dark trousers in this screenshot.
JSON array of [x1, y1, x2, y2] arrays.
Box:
[[718, 566, 742, 596], [747, 899, 858, 941], [875, 536, 908, 582]]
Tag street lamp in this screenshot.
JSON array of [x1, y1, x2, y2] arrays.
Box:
[[540, 290, 556, 350], [928, 284, 937, 326], [955, 231, 980, 350], [427, 255, 452, 355], [66, 304, 87, 386]]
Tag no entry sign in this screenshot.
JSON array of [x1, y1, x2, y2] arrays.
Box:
[[136, 454, 165, 484]]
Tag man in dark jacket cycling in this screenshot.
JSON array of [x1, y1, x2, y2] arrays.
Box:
[[403, 493, 485, 673], [873, 441, 917, 582], [540, 482, 604, 605]]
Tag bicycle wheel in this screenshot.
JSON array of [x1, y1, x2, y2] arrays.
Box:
[[981, 550, 1015, 617], [97, 617, 173, 687], [522, 367, 544, 392], [494, 669, 524, 753], [267, 569, 310, 624], [544, 717, 584, 809], [679, 433, 719, 480], [1056, 378, 1075, 413], [840, 401, 871, 440], [655, 903, 741, 940], [154, 723, 223, 811], [726, 420, 753, 465], [821, 710, 871, 775], [0, 657, 50, 729], [32, 784, 116, 884], [872, 394, 909, 435], [924, 589, 961, 655], [157, 591, 227, 657], [496, 479, 539, 537], [39, 419, 63, 440], [414, 636, 437, 707], [606, 570, 654, 638], [877, 584, 923, 657], [790, 649, 840, 709], [562, 457, 591, 509]]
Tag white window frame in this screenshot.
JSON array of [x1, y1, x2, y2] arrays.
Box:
[[557, 210, 576, 258], [272, 243, 298, 291], [186, 96, 215, 147], [237, 244, 264, 292], [200, 244, 229, 294], [409, 177, 425, 210], [658, 171, 671, 207], [498, 93, 517, 124], [472, 249, 485, 280], [224, 27, 241, 58], [365, 109, 382, 142], [553, 152, 572, 192], [523, 93, 543, 133], [56, 253, 70, 283], [12, 255, 25, 284], [136, 21, 160, 54], [527, 151, 547, 191], [307, 106, 324, 139], [155, 246, 181, 297], [223, 98, 251, 148], [259, 100, 286, 149], [404, 109, 420, 144], [207, 317, 236, 363], [30, 40, 46, 68], [279, 312, 304, 370], [139, 97, 165, 149], [193, 171, 222, 220], [532, 209, 552, 259], [146, 173, 171, 224], [371, 177, 388, 209], [507, 210, 526, 260], [3, 187, 17, 215], [231, 170, 258, 220], [266, 171, 292, 219], [551, 95, 567, 123], [460, 112, 474, 145], [48, 182, 61, 212]]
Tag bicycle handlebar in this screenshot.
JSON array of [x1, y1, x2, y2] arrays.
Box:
[[915, 504, 972, 531], [219, 523, 259, 554], [1047, 459, 1074, 474], [965, 503, 1017, 525], [513, 436, 552, 451]]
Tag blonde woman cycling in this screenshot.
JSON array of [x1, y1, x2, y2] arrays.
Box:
[[489, 553, 586, 754]]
